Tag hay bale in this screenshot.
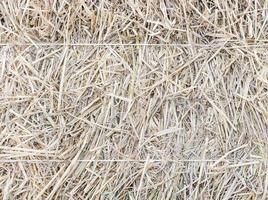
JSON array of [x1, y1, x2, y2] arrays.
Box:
[[0, 0, 268, 199]]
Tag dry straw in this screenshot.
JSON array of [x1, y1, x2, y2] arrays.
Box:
[[1, 0, 268, 199]]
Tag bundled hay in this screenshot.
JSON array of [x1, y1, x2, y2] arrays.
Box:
[[0, 0, 268, 199]]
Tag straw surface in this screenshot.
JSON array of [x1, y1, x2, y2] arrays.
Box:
[[1, 0, 268, 199]]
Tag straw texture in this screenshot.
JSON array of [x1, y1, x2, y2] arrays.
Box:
[[1, 0, 268, 199]]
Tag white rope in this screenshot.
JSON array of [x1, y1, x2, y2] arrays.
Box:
[[0, 159, 263, 163], [0, 43, 267, 48]]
